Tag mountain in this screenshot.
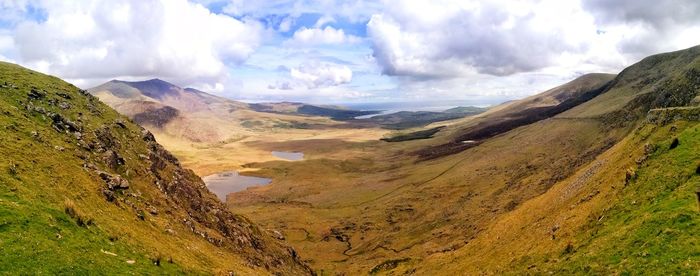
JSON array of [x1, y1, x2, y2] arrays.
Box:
[[89, 79, 251, 143], [416, 73, 616, 159], [222, 46, 700, 274], [362, 111, 468, 130], [0, 62, 312, 274], [442, 106, 488, 114]]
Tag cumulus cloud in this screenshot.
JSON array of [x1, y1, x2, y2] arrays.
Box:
[[268, 62, 352, 90], [286, 26, 360, 46], [11, 0, 262, 88], [582, 0, 700, 26], [582, 0, 700, 58], [367, 0, 600, 78], [268, 81, 293, 90], [366, 0, 700, 81], [291, 62, 352, 88], [4, 0, 700, 103]]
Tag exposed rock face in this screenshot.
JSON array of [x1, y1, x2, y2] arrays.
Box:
[[137, 130, 313, 274], [647, 107, 700, 125], [76, 121, 313, 273], [132, 105, 179, 128]]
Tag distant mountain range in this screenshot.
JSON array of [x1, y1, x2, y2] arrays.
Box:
[[88, 79, 384, 142], [88, 79, 490, 143]]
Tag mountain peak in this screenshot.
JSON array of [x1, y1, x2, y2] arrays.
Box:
[[114, 78, 180, 99]]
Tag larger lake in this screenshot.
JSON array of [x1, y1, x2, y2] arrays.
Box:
[[202, 171, 271, 201]]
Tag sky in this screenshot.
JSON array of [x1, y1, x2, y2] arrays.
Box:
[[1, 0, 700, 105]]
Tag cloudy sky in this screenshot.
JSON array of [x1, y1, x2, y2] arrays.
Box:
[[1, 0, 699, 105]]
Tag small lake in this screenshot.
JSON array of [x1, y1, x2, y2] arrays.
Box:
[[272, 151, 304, 161], [202, 171, 271, 201]]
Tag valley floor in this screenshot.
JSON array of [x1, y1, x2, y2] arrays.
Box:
[[140, 48, 700, 273], [156, 107, 700, 274]]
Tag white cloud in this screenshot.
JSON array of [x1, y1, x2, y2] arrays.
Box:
[[271, 61, 352, 90], [11, 0, 262, 89], [3, 0, 700, 104], [290, 62, 352, 88], [366, 0, 700, 81], [286, 26, 360, 46], [367, 0, 597, 78]]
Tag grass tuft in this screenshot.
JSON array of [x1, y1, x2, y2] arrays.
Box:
[[63, 199, 93, 227]]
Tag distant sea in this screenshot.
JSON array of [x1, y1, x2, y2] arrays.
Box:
[[336, 100, 497, 119]]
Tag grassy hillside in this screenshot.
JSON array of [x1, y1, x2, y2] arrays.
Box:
[[0, 62, 312, 274], [417, 114, 700, 275], [416, 73, 615, 159], [555, 120, 699, 274], [443, 106, 488, 114]]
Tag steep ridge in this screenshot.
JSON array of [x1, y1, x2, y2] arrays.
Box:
[[0, 62, 312, 274], [567, 45, 700, 119], [417, 73, 616, 159]]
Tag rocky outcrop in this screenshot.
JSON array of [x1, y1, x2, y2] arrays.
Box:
[[132, 105, 179, 128], [647, 107, 700, 125]]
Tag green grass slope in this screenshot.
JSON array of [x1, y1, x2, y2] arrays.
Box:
[[550, 120, 700, 274], [409, 44, 700, 273], [0, 62, 312, 275], [416, 115, 700, 275]]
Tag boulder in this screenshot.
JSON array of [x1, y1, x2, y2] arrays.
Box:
[[141, 129, 156, 142], [27, 88, 46, 100], [114, 119, 127, 129], [102, 188, 116, 202], [98, 171, 130, 190], [102, 150, 125, 169], [58, 102, 71, 110], [50, 113, 80, 133]]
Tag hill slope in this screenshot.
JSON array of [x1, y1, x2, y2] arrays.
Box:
[[416, 73, 616, 159], [418, 109, 700, 275], [0, 62, 312, 274]]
